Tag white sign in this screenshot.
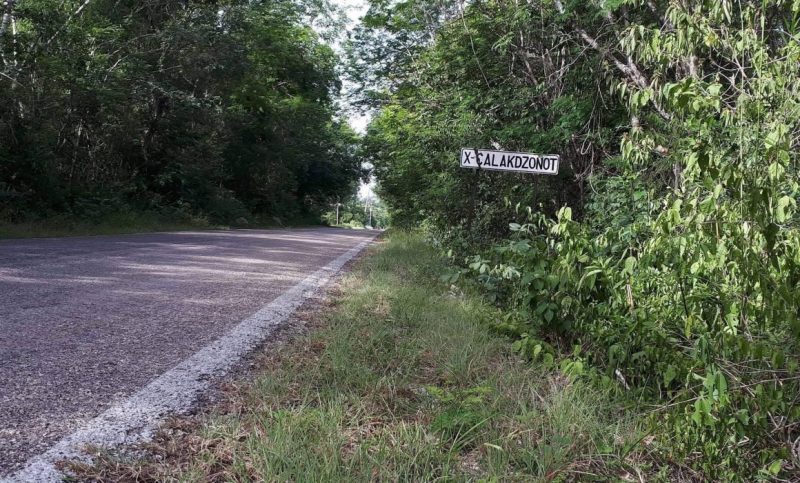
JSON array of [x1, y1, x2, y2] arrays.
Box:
[[460, 148, 559, 175]]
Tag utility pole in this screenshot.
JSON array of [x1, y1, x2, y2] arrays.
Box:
[[363, 197, 373, 228], [335, 202, 341, 226]]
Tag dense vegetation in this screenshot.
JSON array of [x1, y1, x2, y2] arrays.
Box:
[[0, 0, 361, 227], [354, 0, 800, 479]]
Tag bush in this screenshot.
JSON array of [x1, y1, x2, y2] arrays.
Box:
[[460, 3, 800, 477]]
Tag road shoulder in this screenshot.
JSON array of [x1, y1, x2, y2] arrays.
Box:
[[64, 232, 645, 481]]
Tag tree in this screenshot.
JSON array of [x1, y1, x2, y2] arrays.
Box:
[[352, 0, 800, 477], [0, 0, 361, 225]]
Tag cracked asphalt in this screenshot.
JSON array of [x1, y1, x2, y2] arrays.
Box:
[[0, 228, 377, 475]]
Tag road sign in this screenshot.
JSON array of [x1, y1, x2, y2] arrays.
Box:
[[460, 148, 559, 175]]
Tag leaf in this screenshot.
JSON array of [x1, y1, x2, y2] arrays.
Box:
[[684, 314, 695, 339], [764, 126, 785, 151], [663, 365, 677, 386], [691, 402, 704, 426], [776, 196, 794, 223], [716, 372, 728, 398], [768, 162, 784, 180], [624, 256, 637, 274], [579, 268, 603, 289]]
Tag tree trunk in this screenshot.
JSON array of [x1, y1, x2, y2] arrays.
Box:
[[0, 0, 16, 37]]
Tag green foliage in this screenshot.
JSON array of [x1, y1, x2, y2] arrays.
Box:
[[355, 0, 800, 479], [357, 0, 624, 245], [428, 385, 494, 451], [0, 0, 361, 225]]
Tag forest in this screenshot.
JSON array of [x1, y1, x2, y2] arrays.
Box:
[[0, 0, 362, 229], [2, 0, 799, 479], [354, 0, 800, 479]]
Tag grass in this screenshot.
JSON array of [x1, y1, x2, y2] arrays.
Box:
[[0, 211, 211, 239], [69, 232, 647, 481], [0, 211, 333, 239]]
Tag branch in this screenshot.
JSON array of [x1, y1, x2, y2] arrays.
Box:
[[458, 0, 490, 89], [40, 0, 93, 49], [554, 0, 672, 121], [0, 69, 22, 86]]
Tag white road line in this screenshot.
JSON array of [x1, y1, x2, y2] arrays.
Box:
[[4, 235, 376, 482]]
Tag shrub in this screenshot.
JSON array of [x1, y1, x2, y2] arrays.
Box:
[[465, 2, 800, 477]]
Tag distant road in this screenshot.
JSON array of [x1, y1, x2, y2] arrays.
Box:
[[0, 228, 376, 478]]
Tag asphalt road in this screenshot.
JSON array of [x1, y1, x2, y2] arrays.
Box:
[[0, 228, 376, 476]]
